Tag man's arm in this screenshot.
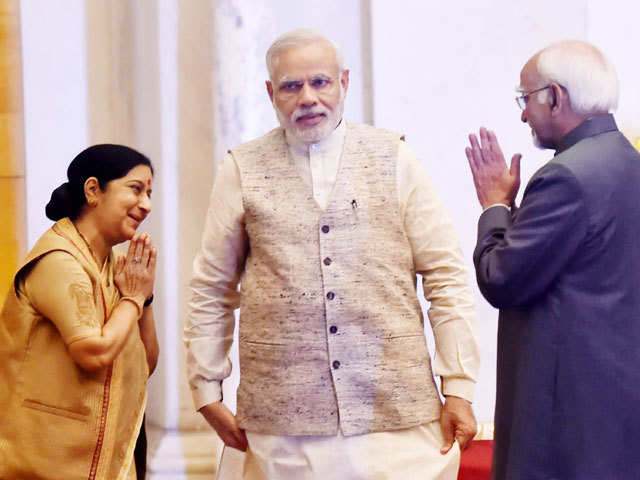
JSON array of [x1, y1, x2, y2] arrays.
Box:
[[184, 153, 249, 451], [399, 142, 479, 451], [474, 164, 588, 308], [466, 129, 588, 308]]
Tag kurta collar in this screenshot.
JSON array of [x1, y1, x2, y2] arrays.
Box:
[[555, 113, 618, 155], [285, 119, 346, 156]]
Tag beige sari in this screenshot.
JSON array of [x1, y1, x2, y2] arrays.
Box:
[[0, 218, 147, 480]]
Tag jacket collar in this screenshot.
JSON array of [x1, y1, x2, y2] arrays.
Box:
[[555, 113, 618, 155]]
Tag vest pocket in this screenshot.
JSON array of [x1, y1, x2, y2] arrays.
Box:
[[383, 332, 424, 340], [22, 398, 89, 422], [242, 339, 287, 346]]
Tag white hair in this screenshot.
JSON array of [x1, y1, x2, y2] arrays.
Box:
[[266, 28, 346, 80], [536, 40, 619, 115]]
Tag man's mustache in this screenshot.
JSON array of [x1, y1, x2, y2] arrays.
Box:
[[292, 108, 329, 122]]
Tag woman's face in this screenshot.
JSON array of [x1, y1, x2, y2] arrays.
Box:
[[94, 165, 153, 245]]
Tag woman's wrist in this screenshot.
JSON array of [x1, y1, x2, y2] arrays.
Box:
[[119, 295, 144, 318]]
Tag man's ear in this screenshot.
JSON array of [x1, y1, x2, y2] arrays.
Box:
[[340, 69, 350, 94], [549, 83, 564, 115], [84, 177, 101, 206], [266, 80, 274, 103]]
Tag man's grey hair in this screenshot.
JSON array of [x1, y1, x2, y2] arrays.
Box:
[[266, 28, 346, 80], [537, 40, 619, 115]]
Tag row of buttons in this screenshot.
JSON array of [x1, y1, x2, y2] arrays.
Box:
[[327, 291, 337, 333], [322, 223, 340, 370]]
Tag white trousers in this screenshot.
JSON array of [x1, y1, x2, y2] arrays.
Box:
[[217, 420, 460, 480]]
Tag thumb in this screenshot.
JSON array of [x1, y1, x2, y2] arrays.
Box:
[[510, 153, 522, 179], [114, 255, 124, 273], [440, 417, 455, 454]]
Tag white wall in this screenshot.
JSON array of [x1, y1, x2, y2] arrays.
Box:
[[21, 0, 89, 247], [370, 0, 640, 421], [587, 1, 640, 139]]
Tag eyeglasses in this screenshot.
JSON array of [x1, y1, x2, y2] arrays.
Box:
[[515, 85, 551, 110], [276, 75, 336, 97]]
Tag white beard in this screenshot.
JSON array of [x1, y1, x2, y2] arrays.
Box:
[[532, 130, 544, 149], [274, 89, 345, 144]]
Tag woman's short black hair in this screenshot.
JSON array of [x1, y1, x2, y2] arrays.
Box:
[[45, 144, 153, 221]]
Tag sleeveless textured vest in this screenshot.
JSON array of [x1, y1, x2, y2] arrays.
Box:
[[231, 121, 442, 436]]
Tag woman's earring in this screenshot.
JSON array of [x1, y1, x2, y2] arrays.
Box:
[[88, 199, 97, 207]]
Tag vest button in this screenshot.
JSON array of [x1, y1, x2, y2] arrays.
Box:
[[332, 360, 341, 369], [322, 225, 330, 233], [323, 257, 332, 266], [329, 325, 338, 334], [326, 291, 335, 300]]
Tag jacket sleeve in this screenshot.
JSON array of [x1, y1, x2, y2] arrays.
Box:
[[474, 162, 588, 309]]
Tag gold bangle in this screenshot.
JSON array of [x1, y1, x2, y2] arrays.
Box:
[[119, 296, 143, 318]]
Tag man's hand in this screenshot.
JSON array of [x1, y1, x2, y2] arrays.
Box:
[[199, 401, 248, 451], [440, 395, 477, 454], [465, 127, 522, 210]]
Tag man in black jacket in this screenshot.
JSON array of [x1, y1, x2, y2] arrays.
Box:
[[466, 40, 640, 480]]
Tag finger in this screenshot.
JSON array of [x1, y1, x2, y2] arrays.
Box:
[[487, 130, 502, 157], [114, 255, 124, 275], [440, 417, 455, 454], [141, 236, 152, 267], [479, 127, 489, 151], [455, 428, 475, 451], [220, 421, 248, 451], [233, 429, 249, 451], [480, 128, 494, 164], [468, 133, 481, 151], [147, 246, 158, 272], [126, 235, 138, 263], [219, 429, 242, 450], [465, 147, 483, 188], [468, 134, 484, 166], [510, 153, 522, 178], [226, 438, 247, 452], [133, 234, 146, 264], [479, 127, 490, 156], [465, 147, 476, 170]]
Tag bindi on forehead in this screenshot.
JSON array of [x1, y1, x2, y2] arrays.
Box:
[[146, 178, 152, 187]]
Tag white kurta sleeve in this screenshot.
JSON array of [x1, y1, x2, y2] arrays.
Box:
[[184, 153, 248, 411], [397, 141, 480, 402]]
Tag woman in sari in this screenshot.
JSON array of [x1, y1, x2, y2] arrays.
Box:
[[0, 144, 159, 480]]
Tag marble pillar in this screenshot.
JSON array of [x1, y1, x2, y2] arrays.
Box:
[[82, 1, 220, 477], [144, 0, 222, 478], [0, 0, 27, 299]]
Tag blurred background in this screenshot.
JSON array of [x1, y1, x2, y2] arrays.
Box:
[[2, 0, 639, 477]]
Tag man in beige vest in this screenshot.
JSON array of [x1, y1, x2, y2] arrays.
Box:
[[185, 29, 480, 479]]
